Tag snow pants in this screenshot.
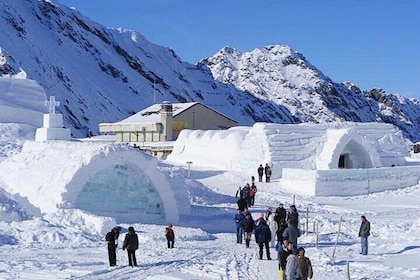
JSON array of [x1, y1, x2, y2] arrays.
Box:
[[127, 249, 137, 267], [167, 239, 175, 248], [258, 242, 271, 259], [107, 242, 116, 266]]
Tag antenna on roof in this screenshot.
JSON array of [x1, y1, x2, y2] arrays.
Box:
[[153, 80, 156, 104]]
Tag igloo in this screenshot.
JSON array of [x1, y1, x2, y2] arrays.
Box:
[[167, 122, 420, 196], [0, 141, 190, 224]]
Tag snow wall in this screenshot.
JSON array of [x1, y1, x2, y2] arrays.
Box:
[[168, 122, 410, 178], [281, 166, 420, 196], [0, 141, 191, 225]]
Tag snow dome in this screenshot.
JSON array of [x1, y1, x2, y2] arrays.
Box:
[[0, 141, 190, 224]]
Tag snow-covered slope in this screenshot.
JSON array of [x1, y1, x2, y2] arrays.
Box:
[[0, 59, 419, 279], [0, 0, 419, 143]]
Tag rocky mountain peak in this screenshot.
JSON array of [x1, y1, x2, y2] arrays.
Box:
[[0, 0, 419, 142]]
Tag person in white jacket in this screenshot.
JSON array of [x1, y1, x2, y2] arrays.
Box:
[[285, 253, 298, 280], [267, 214, 278, 248]]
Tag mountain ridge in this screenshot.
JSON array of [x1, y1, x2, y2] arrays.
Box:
[[0, 0, 419, 142]]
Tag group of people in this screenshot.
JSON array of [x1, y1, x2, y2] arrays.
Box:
[[105, 223, 176, 267], [234, 209, 273, 259], [257, 163, 272, 183], [278, 239, 313, 280], [236, 181, 258, 209], [105, 226, 139, 267], [233, 203, 313, 279]]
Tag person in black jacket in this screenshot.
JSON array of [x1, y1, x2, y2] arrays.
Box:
[[105, 226, 121, 266], [277, 240, 293, 271], [257, 164, 264, 182], [237, 196, 248, 211], [123, 226, 139, 267], [240, 213, 255, 248], [287, 205, 299, 228], [274, 203, 287, 242], [254, 215, 272, 260]]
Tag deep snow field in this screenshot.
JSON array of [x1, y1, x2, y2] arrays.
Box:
[[0, 122, 419, 280]]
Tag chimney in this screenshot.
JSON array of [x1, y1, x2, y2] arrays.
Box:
[[160, 101, 173, 141]]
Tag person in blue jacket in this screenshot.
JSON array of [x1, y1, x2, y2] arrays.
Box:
[[254, 214, 272, 260], [233, 209, 245, 244]]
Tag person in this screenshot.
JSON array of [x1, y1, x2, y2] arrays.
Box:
[[233, 209, 245, 244], [105, 226, 121, 266], [264, 163, 272, 182], [240, 213, 255, 248], [358, 215, 371, 255], [257, 164, 264, 182], [165, 223, 175, 248], [282, 221, 301, 254], [285, 252, 298, 280], [242, 183, 251, 208], [274, 203, 287, 242], [297, 247, 313, 280], [237, 196, 247, 212], [243, 208, 253, 221], [287, 205, 299, 228], [254, 214, 272, 260], [278, 240, 293, 279], [87, 129, 93, 138], [251, 175, 255, 184], [123, 226, 139, 267], [249, 183, 257, 207], [265, 207, 273, 221], [235, 186, 243, 198], [267, 213, 278, 248]]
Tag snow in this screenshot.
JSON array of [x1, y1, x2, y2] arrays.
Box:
[[0, 77, 419, 279]]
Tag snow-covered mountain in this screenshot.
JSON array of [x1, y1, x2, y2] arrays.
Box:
[[0, 0, 419, 142]]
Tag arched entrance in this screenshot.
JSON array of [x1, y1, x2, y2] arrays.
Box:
[[74, 163, 165, 224], [337, 139, 374, 169]]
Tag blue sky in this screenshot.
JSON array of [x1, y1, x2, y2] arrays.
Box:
[[59, 0, 419, 99]]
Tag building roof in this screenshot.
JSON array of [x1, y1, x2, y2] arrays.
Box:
[[100, 102, 236, 126]]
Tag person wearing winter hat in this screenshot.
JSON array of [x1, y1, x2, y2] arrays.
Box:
[[165, 223, 175, 248], [105, 226, 120, 266], [297, 247, 313, 280], [123, 226, 139, 267], [254, 216, 272, 260]]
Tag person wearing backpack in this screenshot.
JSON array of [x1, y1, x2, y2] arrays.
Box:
[[105, 226, 121, 266]]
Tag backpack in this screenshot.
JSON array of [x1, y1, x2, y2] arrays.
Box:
[[105, 231, 114, 242]]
